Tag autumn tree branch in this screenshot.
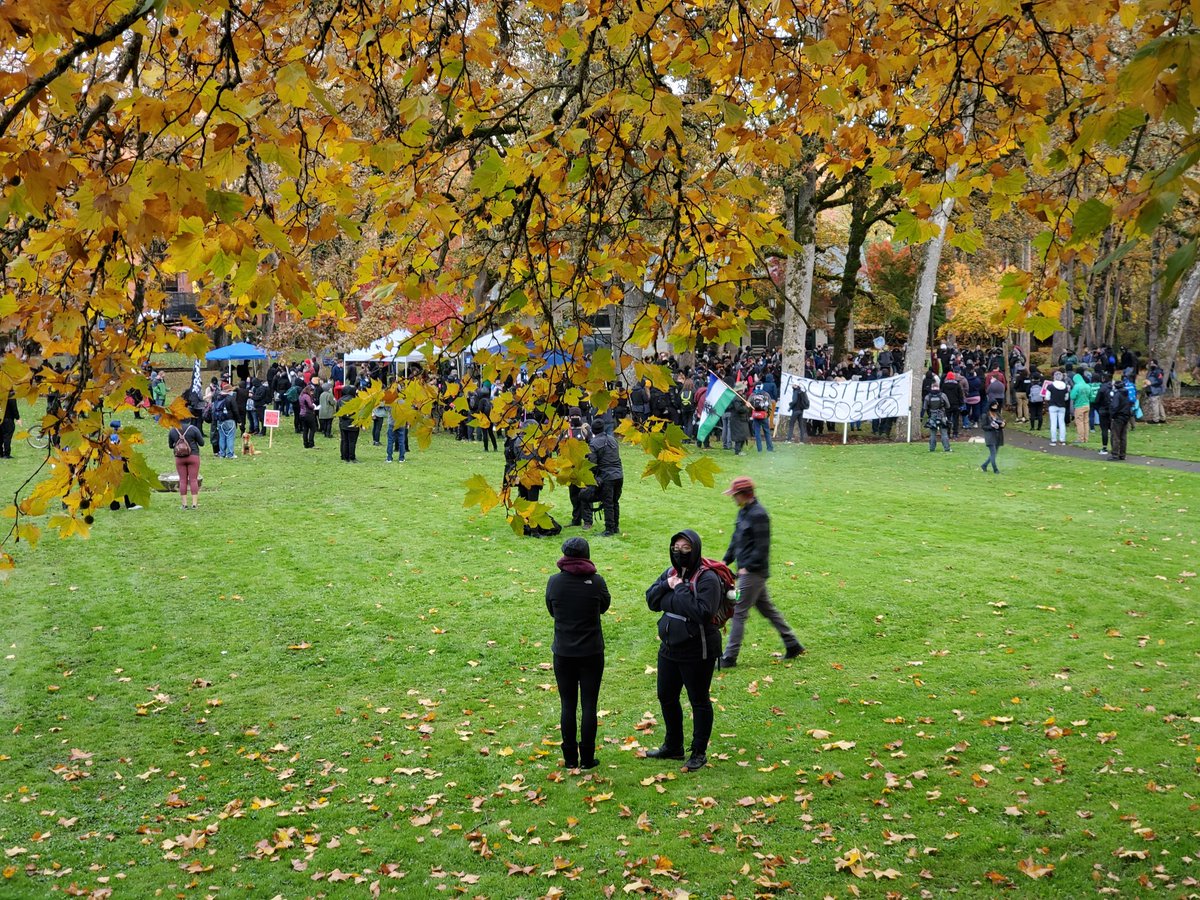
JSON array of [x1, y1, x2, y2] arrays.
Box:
[[0, 3, 153, 140]]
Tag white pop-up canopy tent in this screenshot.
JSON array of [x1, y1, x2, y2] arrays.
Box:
[[344, 328, 429, 376]]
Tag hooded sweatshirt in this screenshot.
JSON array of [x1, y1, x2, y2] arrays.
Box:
[[545, 554, 610, 657], [645, 529, 723, 662], [1045, 376, 1069, 408], [1070, 373, 1093, 409]]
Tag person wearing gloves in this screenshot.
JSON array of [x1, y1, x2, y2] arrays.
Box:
[[644, 529, 722, 773], [545, 537, 610, 771]]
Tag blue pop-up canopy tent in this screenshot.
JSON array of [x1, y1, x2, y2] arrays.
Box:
[[205, 342, 270, 380], [205, 342, 268, 361]]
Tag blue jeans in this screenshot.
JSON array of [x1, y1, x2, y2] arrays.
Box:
[[218, 419, 236, 458], [751, 417, 774, 451], [387, 426, 406, 461], [247, 409, 259, 433]]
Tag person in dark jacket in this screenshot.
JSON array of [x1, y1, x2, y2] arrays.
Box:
[[0, 390, 19, 459], [922, 383, 952, 452], [337, 385, 360, 462], [644, 528, 722, 772], [980, 400, 1004, 474], [1093, 378, 1113, 456], [726, 386, 751, 455], [719, 476, 803, 667], [941, 372, 965, 437], [476, 384, 497, 451], [589, 421, 623, 537], [1109, 371, 1134, 460], [546, 537, 610, 770]]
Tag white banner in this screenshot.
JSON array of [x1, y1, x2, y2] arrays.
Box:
[[777, 371, 912, 423]]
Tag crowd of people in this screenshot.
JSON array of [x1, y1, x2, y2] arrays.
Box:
[[95, 339, 1174, 511], [920, 342, 1168, 463]]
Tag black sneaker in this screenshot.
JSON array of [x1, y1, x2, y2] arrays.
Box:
[[784, 645, 806, 659], [682, 753, 707, 772], [719, 656, 737, 668], [644, 746, 685, 760], [579, 759, 599, 770]]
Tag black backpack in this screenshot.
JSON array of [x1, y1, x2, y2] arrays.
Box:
[[1109, 383, 1130, 417], [791, 386, 809, 411]]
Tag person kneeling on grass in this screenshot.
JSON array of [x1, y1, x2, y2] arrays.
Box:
[[545, 537, 610, 770], [643, 529, 721, 773]]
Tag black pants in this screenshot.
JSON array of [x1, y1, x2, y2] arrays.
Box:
[[302, 415, 317, 448], [1029, 402, 1044, 430], [293, 409, 302, 433], [0, 417, 13, 457], [553, 653, 604, 767], [657, 651, 716, 755], [210, 421, 220, 455], [480, 427, 497, 451], [569, 484, 595, 526], [1111, 417, 1130, 459], [786, 415, 805, 442], [321, 417, 333, 438], [1098, 414, 1111, 450], [948, 408, 962, 437], [372, 418, 384, 444], [598, 477, 622, 533], [340, 427, 360, 461]]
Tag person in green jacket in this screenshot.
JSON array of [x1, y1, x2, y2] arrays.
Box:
[[1069, 372, 1092, 444]]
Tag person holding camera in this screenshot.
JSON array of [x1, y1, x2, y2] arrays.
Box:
[[644, 529, 722, 772], [546, 537, 610, 770]]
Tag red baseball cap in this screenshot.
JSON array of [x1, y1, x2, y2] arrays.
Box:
[[723, 476, 755, 496]]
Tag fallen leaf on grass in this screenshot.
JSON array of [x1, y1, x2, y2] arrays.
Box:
[[1017, 857, 1054, 879]]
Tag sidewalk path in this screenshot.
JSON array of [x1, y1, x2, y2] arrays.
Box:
[[1003, 427, 1200, 474]]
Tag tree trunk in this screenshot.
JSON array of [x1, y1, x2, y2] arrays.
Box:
[[905, 95, 976, 420], [1105, 263, 1121, 347], [1146, 234, 1163, 357], [780, 170, 818, 379], [832, 171, 870, 358], [1157, 258, 1200, 390], [617, 284, 650, 385], [1053, 261, 1074, 362]]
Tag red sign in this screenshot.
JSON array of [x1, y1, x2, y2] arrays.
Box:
[[263, 409, 281, 428]]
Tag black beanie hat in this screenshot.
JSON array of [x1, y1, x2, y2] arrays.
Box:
[[561, 537, 590, 559]]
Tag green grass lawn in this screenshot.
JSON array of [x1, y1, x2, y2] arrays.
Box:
[[1127, 415, 1200, 462], [0, 426, 1197, 898]]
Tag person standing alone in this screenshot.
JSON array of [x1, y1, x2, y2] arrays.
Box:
[[718, 476, 804, 668], [589, 420, 624, 537], [545, 537, 610, 770]]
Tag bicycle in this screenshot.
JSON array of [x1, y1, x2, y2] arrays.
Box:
[[25, 424, 49, 450]]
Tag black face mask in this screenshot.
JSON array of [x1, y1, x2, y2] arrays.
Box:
[[670, 549, 689, 571]]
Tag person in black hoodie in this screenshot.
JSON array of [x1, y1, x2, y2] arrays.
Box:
[[545, 537, 610, 770], [941, 372, 965, 438], [644, 528, 722, 772], [0, 390, 19, 458], [337, 384, 360, 462]]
